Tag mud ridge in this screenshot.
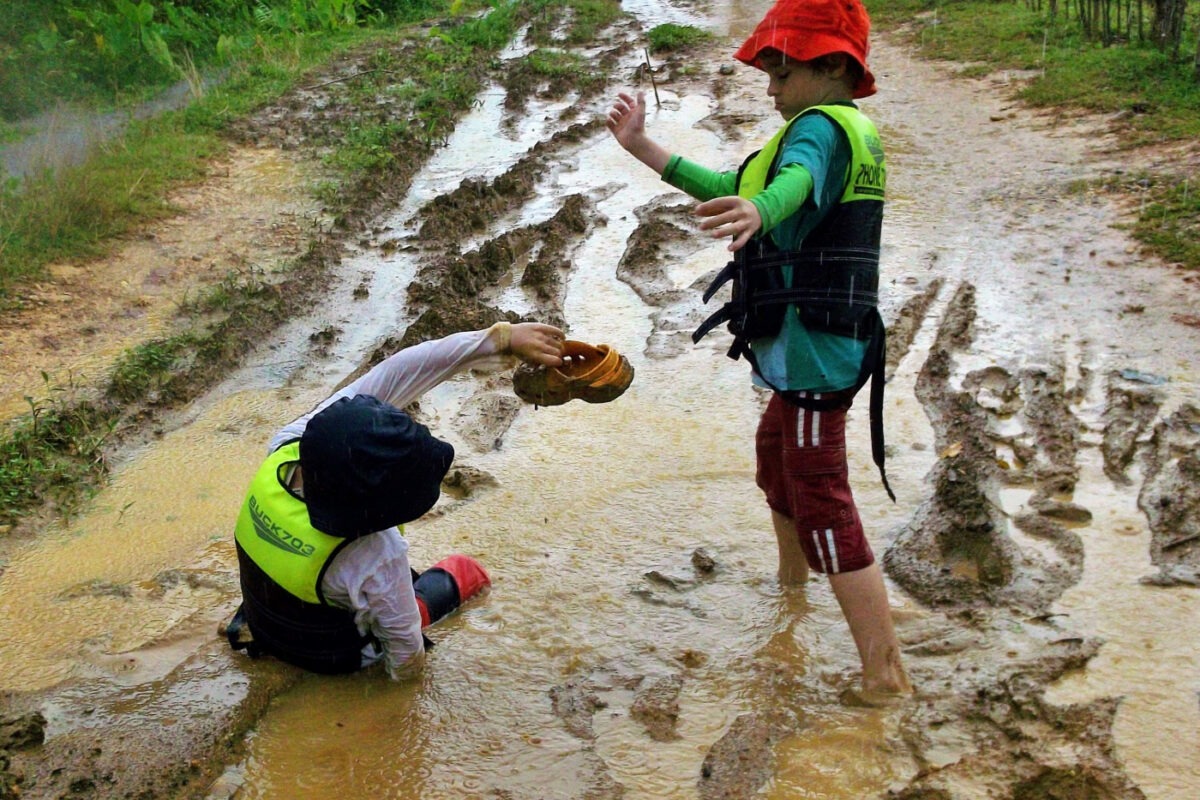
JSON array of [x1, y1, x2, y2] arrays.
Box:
[[414, 120, 604, 245], [1138, 403, 1200, 585]]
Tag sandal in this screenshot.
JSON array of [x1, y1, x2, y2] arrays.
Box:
[[512, 340, 635, 406]]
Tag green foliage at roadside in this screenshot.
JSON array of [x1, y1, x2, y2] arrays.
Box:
[[866, 0, 1200, 143], [647, 23, 712, 53], [1127, 175, 1200, 267], [0, 37, 309, 296], [0, 391, 117, 527], [0, 0, 446, 121], [0, 5, 497, 299], [0, 120, 220, 290], [867, 0, 1200, 272], [107, 336, 195, 404]]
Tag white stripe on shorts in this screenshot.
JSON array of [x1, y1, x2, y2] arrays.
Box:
[[812, 394, 822, 447], [824, 528, 839, 573], [811, 527, 840, 573], [793, 392, 823, 448]]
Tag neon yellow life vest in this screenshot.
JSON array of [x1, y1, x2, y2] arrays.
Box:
[[233, 441, 345, 604], [737, 103, 885, 211]]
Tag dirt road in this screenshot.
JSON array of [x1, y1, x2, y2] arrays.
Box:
[[1, 2, 1198, 798]]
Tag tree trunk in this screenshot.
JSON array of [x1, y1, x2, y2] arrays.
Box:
[[1194, 30, 1200, 81], [1152, 0, 1186, 51]]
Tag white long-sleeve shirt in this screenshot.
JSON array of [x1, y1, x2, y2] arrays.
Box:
[[266, 326, 511, 678]]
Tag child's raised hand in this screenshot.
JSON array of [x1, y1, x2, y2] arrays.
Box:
[[510, 322, 565, 367], [606, 91, 647, 148], [695, 196, 763, 252]]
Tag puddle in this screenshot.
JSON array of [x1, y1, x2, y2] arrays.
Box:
[[1044, 456, 1200, 800], [0, 391, 290, 691]]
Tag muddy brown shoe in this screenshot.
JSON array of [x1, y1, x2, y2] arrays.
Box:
[[512, 340, 634, 406]]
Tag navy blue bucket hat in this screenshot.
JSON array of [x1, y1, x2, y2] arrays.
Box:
[[299, 395, 455, 538]]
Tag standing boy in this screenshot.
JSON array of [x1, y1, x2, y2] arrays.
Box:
[[606, 0, 909, 696]]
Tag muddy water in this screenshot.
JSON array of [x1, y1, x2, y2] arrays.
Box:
[[226, 10, 925, 796], [3, 1, 1200, 798]]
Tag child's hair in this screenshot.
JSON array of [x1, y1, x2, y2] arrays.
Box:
[[759, 48, 865, 90], [811, 53, 865, 89]]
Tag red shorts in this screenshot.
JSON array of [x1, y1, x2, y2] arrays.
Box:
[[755, 391, 874, 574]]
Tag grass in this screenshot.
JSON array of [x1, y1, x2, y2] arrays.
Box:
[[0, 389, 118, 527], [647, 23, 713, 53], [867, 0, 1200, 270], [0, 21, 394, 302], [1124, 174, 1200, 267], [0, 120, 220, 295]]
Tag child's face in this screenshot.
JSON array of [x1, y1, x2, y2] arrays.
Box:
[[761, 54, 847, 120]]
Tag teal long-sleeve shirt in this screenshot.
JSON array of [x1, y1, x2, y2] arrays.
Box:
[[661, 108, 868, 392]]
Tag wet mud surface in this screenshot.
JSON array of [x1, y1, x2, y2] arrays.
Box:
[[3, 4, 1200, 799]]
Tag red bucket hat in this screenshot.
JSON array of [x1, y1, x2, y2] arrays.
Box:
[[734, 0, 877, 99]]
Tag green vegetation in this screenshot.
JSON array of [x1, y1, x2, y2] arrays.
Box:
[[0, 0, 445, 121], [0, 387, 118, 526], [647, 23, 712, 53], [868, 0, 1199, 142], [0, 117, 221, 292], [868, 0, 1199, 268], [0, 0, 534, 300], [1124, 173, 1200, 267]]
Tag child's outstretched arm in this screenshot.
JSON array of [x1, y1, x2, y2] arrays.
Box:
[[607, 91, 670, 175], [695, 196, 763, 253], [694, 162, 814, 252]]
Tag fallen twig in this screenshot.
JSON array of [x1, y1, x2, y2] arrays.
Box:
[[303, 69, 397, 91], [1163, 532, 1200, 551], [644, 48, 660, 108]]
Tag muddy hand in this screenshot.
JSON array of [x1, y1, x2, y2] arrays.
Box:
[[606, 91, 647, 149], [695, 196, 762, 252], [511, 322, 564, 367]]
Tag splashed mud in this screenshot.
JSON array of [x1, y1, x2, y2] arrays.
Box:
[[2, 2, 1199, 799]]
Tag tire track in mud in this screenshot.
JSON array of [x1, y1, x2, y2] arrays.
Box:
[[886, 280, 1086, 613]]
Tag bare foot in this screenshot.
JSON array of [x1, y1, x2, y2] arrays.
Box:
[[861, 645, 913, 697], [839, 684, 911, 708]]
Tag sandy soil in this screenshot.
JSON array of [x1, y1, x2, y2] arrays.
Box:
[[2, 9, 1199, 800]]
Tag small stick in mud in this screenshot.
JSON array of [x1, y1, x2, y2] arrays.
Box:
[[302, 68, 397, 91], [1163, 532, 1200, 551], [644, 48, 661, 108]]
